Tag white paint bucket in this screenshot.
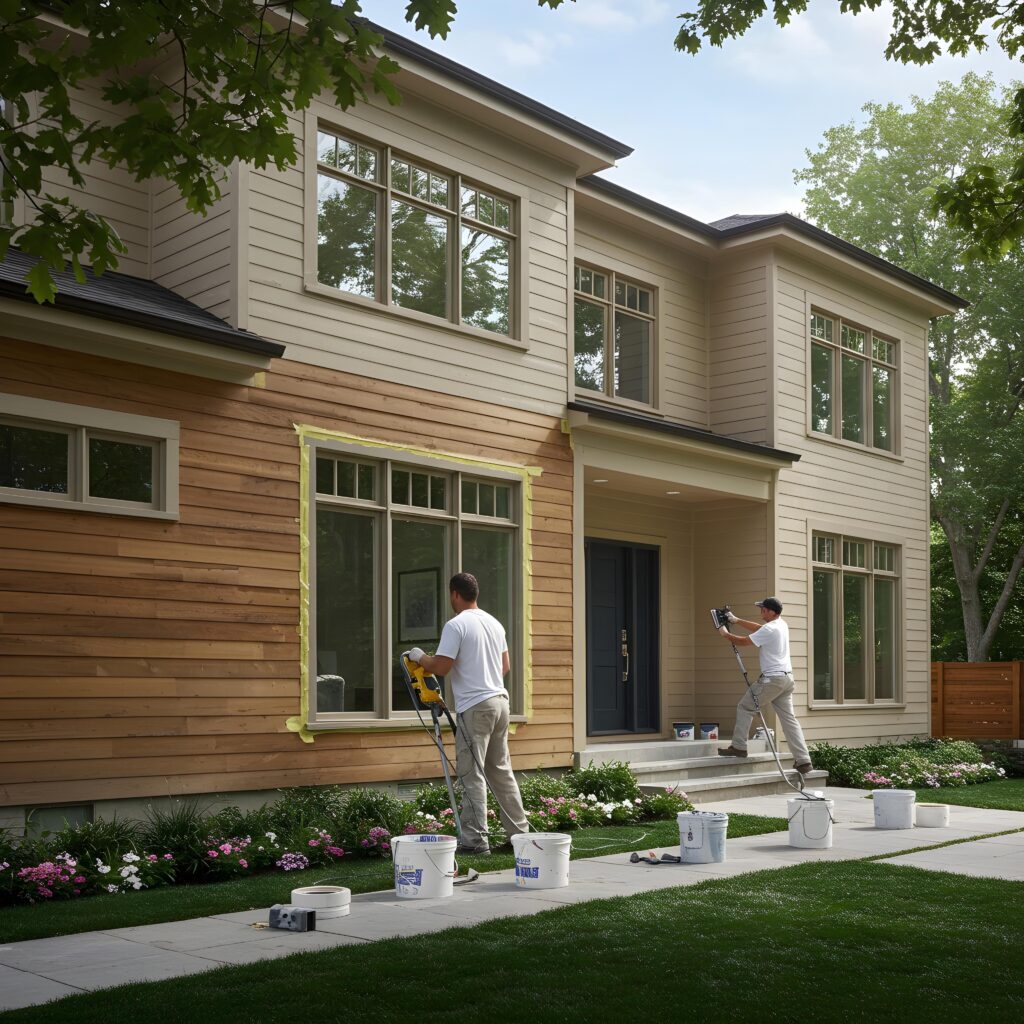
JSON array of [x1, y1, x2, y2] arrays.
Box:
[[915, 803, 950, 827], [512, 832, 572, 889], [872, 789, 916, 829], [290, 885, 351, 918], [787, 797, 834, 849], [677, 811, 729, 864], [391, 834, 457, 899]]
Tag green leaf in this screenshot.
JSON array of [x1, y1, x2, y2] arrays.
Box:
[[25, 260, 58, 304]]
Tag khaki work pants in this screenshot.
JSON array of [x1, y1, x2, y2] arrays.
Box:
[[731, 672, 811, 765]]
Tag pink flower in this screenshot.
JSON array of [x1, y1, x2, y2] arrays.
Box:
[[219, 843, 232, 855], [147, 855, 158, 862], [238, 859, 248, 869], [207, 851, 218, 858], [308, 839, 319, 847], [74, 876, 85, 883], [163, 853, 173, 860]]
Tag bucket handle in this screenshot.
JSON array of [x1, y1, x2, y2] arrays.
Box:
[[787, 804, 836, 841]]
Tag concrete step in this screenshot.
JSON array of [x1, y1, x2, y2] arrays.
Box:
[[641, 769, 830, 805], [630, 752, 795, 782], [579, 738, 771, 766]]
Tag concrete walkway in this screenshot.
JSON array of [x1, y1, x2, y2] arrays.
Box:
[[1, 787, 1022, 1012]]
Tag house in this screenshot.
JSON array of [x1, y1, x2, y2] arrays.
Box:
[[0, 21, 965, 829]]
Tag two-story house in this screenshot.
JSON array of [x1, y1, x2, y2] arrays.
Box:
[[0, 21, 964, 827]]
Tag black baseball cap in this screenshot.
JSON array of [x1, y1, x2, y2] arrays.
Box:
[[755, 597, 783, 614]]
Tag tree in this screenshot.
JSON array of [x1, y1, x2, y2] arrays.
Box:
[[795, 73, 1024, 661], [0, 0, 564, 302], [676, 0, 1024, 256]]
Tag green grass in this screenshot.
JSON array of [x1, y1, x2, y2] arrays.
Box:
[[913, 777, 1024, 811], [0, 814, 783, 943], [4, 861, 1022, 1024]]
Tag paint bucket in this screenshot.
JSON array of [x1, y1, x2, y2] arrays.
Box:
[[753, 726, 775, 742], [700, 722, 719, 740], [787, 797, 834, 849], [872, 789, 916, 829], [915, 803, 950, 828], [673, 722, 695, 740], [290, 885, 351, 919], [677, 811, 728, 864], [391, 834, 457, 899], [512, 832, 572, 889]]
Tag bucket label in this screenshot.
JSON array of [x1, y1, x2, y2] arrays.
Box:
[[396, 868, 423, 887], [515, 864, 540, 879]]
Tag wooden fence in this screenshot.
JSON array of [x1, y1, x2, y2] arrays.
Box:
[[931, 662, 1023, 740]]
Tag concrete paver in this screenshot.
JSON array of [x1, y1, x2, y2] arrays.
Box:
[[1, 787, 1022, 1012]]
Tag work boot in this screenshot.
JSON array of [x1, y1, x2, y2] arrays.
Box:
[[717, 746, 748, 758], [794, 762, 813, 775], [455, 844, 491, 856]]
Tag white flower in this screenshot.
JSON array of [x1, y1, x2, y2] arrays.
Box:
[[623, 799, 633, 807], [606, 812, 613, 819], [265, 831, 277, 842], [106, 884, 119, 893], [122, 852, 141, 864], [98, 865, 111, 875], [587, 794, 597, 801], [131, 880, 143, 890]]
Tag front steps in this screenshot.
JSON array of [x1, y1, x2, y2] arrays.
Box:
[[578, 739, 829, 803]]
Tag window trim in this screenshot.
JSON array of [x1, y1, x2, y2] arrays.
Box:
[[0, 393, 179, 520], [303, 113, 530, 351]]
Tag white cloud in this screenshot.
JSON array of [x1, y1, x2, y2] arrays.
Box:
[[562, 0, 672, 32], [494, 30, 569, 69]]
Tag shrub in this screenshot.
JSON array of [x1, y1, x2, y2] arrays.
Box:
[[140, 800, 212, 880], [642, 787, 694, 818], [517, 771, 571, 807], [564, 761, 641, 803], [413, 783, 458, 817], [95, 851, 176, 894], [202, 836, 253, 878], [266, 786, 346, 836], [47, 817, 142, 866]]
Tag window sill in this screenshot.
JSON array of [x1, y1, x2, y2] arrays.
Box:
[[806, 431, 904, 463], [572, 388, 662, 418], [304, 714, 528, 731], [808, 702, 906, 711], [303, 280, 529, 353], [0, 491, 178, 521]]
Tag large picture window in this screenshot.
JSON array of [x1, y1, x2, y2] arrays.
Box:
[[315, 126, 516, 338], [311, 446, 521, 721], [573, 263, 655, 406], [812, 533, 900, 704], [810, 312, 897, 452]]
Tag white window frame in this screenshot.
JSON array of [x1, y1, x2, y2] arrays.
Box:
[[307, 438, 523, 726], [0, 394, 179, 520]]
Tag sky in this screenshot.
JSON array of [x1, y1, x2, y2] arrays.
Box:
[[363, 0, 1023, 225]]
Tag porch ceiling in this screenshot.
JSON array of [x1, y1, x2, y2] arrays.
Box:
[[584, 466, 761, 506]]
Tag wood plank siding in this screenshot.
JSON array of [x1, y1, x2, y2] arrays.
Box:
[[0, 339, 573, 807]]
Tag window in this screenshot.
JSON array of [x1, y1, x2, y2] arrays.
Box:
[[315, 126, 516, 337], [311, 446, 520, 721], [574, 264, 654, 405], [0, 394, 178, 518], [810, 312, 897, 452], [812, 532, 900, 703]]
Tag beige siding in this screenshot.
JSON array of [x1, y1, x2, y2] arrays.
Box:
[[573, 211, 708, 426], [772, 251, 931, 745]]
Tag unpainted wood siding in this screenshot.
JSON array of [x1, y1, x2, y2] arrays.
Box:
[[573, 211, 708, 426], [0, 339, 573, 807], [772, 251, 931, 743], [245, 90, 573, 417]]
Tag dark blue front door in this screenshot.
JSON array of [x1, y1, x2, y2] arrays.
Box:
[[585, 540, 660, 735]]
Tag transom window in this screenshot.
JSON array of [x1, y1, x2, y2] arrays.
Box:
[[812, 532, 900, 704], [810, 312, 897, 452], [312, 447, 520, 721], [574, 263, 655, 406], [315, 126, 516, 338]]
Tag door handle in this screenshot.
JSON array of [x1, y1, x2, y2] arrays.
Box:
[[621, 628, 629, 683]]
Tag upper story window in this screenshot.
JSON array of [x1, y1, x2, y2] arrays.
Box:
[[0, 394, 179, 520], [573, 263, 655, 406], [812, 532, 900, 705], [315, 126, 516, 338], [810, 312, 897, 452]]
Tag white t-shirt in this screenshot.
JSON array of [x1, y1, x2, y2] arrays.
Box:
[[435, 607, 509, 714], [749, 617, 792, 677]]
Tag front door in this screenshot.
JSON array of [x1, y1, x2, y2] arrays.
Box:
[[585, 539, 660, 735]]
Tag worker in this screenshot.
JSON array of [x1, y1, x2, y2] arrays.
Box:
[[716, 597, 813, 775], [407, 572, 529, 855]]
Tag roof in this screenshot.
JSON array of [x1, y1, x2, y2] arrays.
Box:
[[580, 177, 969, 310], [0, 248, 284, 357], [366, 20, 633, 162]]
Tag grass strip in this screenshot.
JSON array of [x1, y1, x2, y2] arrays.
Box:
[[861, 825, 1024, 862], [0, 813, 785, 944], [4, 860, 1022, 1024], [912, 778, 1024, 811]]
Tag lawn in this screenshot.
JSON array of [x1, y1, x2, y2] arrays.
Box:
[[913, 777, 1024, 811], [0, 814, 784, 944], [4, 860, 1022, 1024]]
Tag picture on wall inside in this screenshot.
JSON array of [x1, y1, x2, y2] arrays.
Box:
[[398, 568, 439, 642]]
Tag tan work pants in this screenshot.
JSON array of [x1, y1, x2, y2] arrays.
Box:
[[731, 672, 811, 765]]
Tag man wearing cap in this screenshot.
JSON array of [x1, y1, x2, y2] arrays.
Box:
[[716, 597, 813, 774]]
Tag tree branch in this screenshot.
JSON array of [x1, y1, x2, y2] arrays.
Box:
[[973, 496, 1010, 584], [979, 535, 1024, 655]]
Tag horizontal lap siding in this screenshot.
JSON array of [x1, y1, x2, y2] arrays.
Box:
[[0, 340, 573, 807], [772, 254, 931, 745]]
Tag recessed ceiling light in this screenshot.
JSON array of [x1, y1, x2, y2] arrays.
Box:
[[593, 478, 608, 484], [666, 490, 680, 495]]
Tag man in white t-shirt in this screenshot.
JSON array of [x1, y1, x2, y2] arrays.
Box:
[[715, 597, 812, 774], [407, 572, 528, 854]]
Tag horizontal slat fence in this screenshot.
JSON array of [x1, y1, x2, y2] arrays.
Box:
[[931, 662, 1023, 740]]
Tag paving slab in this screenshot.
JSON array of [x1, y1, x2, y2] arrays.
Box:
[[0, 964, 83, 1012], [883, 831, 1024, 882]]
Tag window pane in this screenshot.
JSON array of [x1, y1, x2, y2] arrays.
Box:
[[496, 485, 510, 519], [429, 174, 449, 207], [841, 355, 864, 443], [461, 227, 510, 336], [460, 186, 476, 217], [392, 519, 447, 710], [495, 199, 510, 229], [811, 343, 833, 434], [391, 159, 410, 193], [358, 463, 376, 501], [614, 280, 625, 305], [874, 544, 895, 572], [813, 570, 835, 701], [336, 137, 357, 174], [316, 508, 376, 713], [0, 424, 69, 493], [411, 166, 428, 200], [579, 267, 593, 294], [810, 314, 832, 342], [461, 480, 477, 513], [479, 483, 494, 516], [874, 577, 896, 699], [391, 200, 449, 318], [337, 461, 356, 498], [592, 272, 606, 299], [843, 540, 866, 567], [841, 324, 866, 352], [626, 284, 638, 310], [614, 312, 650, 404], [813, 535, 835, 564], [873, 365, 893, 451], [317, 175, 376, 299], [356, 146, 376, 180], [88, 438, 153, 503], [843, 573, 867, 700], [637, 289, 650, 314], [873, 337, 895, 363], [430, 476, 446, 510], [392, 468, 410, 504], [462, 527, 513, 641], [316, 456, 334, 495], [574, 299, 605, 392], [317, 131, 338, 166], [411, 472, 429, 508], [478, 193, 494, 224]]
